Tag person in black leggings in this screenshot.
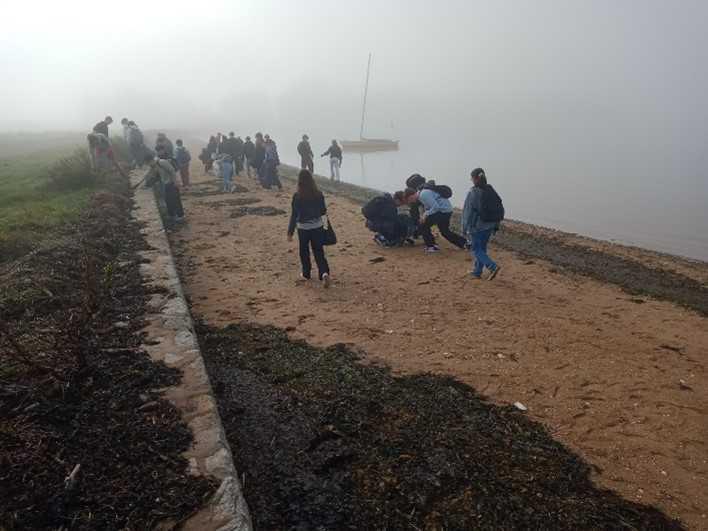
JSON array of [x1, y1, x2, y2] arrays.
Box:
[[287, 170, 331, 287]]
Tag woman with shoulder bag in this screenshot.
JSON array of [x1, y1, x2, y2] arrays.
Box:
[[287, 169, 332, 287]]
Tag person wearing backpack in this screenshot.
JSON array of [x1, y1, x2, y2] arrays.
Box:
[[174, 139, 191, 187], [462, 168, 502, 280], [287, 169, 331, 287], [417, 185, 467, 253]]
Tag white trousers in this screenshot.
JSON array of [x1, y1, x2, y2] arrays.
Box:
[[329, 157, 341, 181]]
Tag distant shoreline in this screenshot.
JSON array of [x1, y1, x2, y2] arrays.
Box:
[[280, 164, 708, 316]]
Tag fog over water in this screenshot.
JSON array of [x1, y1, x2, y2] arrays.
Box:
[[2, 1, 707, 260]]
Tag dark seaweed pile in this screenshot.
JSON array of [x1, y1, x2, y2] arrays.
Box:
[[0, 180, 215, 530], [199, 322, 682, 531]]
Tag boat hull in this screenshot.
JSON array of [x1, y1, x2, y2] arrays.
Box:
[[339, 138, 399, 152]]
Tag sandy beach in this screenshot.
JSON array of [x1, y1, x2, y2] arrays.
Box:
[[171, 162, 707, 528]]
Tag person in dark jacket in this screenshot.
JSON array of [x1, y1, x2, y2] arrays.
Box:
[[362, 192, 414, 246], [298, 134, 314, 173], [462, 168, 501, 280], [92, 116, 113, 137], [234, 135, 245, 175], [243, 136, 255, 177], [174, 139, 191, 187], [252, 132, 266, 182], [404, 173, 427, 231], [321, 140, 342, 181], [287, 169, 331, 287], [155, 133, 174, 159], [262, 135, 282, 190]]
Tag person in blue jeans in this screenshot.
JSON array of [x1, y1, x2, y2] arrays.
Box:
[[462, 168, 501, 280], [219, 154, 234, 193]]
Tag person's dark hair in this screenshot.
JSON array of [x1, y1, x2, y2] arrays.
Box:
[[121, 117, 128, 125], [297, 169, 320, 200], [229, 131, 235, 136], [176, 139, 183, 146], [128, 120, 136, 126], [105, 116, 113, 122], [406, 173, 426, 191], [471, 167, 487, 186], [393, 190, 406, 203], [403, 187, 418, 199]]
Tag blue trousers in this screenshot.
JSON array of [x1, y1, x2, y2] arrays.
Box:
[[221, 161, 234, 191], [471, 228, 497, 277]]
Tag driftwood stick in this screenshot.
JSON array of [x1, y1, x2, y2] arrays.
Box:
[[64, 463, 81, 491]]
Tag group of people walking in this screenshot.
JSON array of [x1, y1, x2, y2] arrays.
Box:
[[90, 115, 502, 286], [199, 132, 282, 192]]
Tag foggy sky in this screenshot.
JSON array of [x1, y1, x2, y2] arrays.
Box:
[[2, 0, 707, 136]]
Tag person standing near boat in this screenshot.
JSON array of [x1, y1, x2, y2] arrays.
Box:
[[321, 139, 342, 181], [298, 134, 314, 173]]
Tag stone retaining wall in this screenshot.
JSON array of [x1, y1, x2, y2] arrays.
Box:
[[130, 172, 252, 531]]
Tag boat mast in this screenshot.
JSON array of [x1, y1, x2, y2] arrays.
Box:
[[359, 52, 372, 140]]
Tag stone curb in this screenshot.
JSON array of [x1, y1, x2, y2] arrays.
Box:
[[130, 173, 252, 531]]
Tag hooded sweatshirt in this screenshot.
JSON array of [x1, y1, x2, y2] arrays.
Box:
[[418, 189, 453, 217]]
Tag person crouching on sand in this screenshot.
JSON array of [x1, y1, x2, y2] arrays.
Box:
[[287, 169, 331, 287], [462, 168, 503, 280]]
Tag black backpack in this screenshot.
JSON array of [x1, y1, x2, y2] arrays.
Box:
[[362, 195, 396, 221], [480, 184, 505, 222], [432, 184, 452, 199]]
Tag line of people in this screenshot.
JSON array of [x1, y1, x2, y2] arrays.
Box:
[[199, 132, 282, 192]]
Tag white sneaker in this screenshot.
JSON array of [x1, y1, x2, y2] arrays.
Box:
[[322, 273, 331, 288]]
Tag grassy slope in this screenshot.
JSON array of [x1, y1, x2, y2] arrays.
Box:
[[0, 145, 93, 259]]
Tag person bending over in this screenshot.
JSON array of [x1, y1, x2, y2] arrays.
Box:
[[417, 186, 466, 253], [362, 192, 415, 247]]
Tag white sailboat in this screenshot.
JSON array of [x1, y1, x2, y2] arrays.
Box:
[[340, 53, 399, 152]]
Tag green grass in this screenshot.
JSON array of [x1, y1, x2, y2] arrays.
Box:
[[0, 146, 95, 261]]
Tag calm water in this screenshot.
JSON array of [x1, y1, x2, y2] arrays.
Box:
[[278, 131, 708, 262]]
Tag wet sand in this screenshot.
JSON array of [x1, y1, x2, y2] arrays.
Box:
[[171, 162, 708, 529]]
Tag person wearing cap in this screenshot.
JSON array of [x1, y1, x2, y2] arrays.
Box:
[[462, 168, 501, 280], [297, 134, 314, 173], [92, 116, 113, 137]]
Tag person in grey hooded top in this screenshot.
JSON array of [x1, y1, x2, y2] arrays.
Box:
[[462, 168, 501, 280]]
